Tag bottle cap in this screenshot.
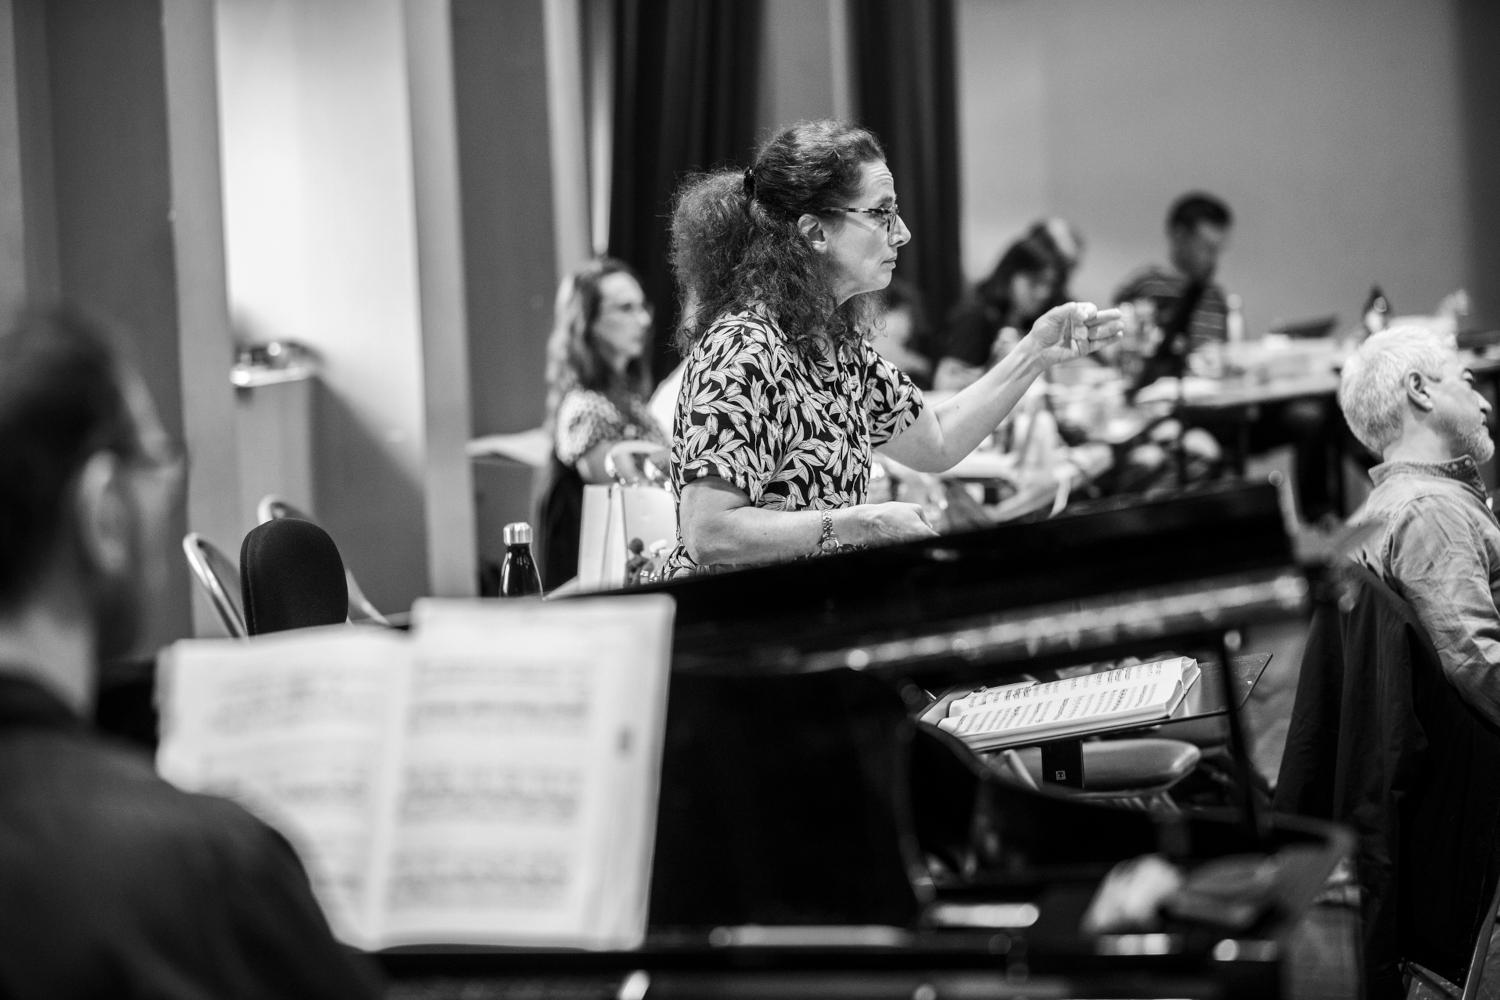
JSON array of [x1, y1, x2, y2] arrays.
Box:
[[503, 522, 532, 546]]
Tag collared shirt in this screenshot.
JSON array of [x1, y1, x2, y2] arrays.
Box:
[[1112, 265, 1229, 358], [1349, 456, 1500, 728]]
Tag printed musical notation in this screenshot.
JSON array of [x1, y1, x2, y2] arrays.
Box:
[[389, 849, 572, 909], [155, 596, 675, 952], [399, 765, 581, 824]]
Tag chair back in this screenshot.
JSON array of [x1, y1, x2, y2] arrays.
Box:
[[1275, 563, 1500, 997], [239, 518, 350, 635], [533, 455, 584, 592], [256, 495, 389, 626], [181, 533, 247, 638]]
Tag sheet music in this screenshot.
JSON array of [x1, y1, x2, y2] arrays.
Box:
[[939, 657, 1199, 749], [379, 596, 673, 949], [156, 627, 409, 946], [156, 595, 675, 952]]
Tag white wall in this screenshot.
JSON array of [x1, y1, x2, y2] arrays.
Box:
[[956, 0, 1470, 332], [216, 0, 473, 612]]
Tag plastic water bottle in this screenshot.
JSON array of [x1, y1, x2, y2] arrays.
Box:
[[499, 522, 543, 598]]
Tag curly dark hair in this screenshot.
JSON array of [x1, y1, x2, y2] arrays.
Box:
[[669, 120, 887, 356], [543, 257, 653, 431]]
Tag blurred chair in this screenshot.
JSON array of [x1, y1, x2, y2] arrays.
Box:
[[181, 533, 247, 638], [533, 456, 584, 593], [995, 738, 1201, 814], [256, 495, 389, 626], [239, 517, 350, 636], [917, 694, 1202, 815], [1276, 564, 1500, 1000]]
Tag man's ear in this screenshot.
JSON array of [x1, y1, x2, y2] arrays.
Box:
[[1405, 371, 1435, 413], [72, 451, 131, 576], [797, 213, 828, 252]]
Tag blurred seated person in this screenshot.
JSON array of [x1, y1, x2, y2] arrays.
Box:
[[1114, 191, 1337, 523], [934, 233, 1061, 391], [0, 309, 379, 997], [870, 279, 936, 390], [1113, 192, 1233, 364], [1341, 322, 1500, 728], [1026, 216, 1086, 313], [535, 257, 668, 590]]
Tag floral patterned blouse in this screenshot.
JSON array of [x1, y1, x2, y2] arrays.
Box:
[[553, 387, 665, 467], [663, 307, 924, 576]]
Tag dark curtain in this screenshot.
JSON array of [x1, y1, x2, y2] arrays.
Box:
[[849, 0, 964, 328], [608, 0, 763, 386]]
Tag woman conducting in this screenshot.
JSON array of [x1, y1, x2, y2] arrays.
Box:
[[661, 120, 1120, 577], [534, 257, 667, 590]]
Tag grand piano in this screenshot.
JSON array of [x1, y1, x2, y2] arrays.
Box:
[[382, 481, 1356, 998]]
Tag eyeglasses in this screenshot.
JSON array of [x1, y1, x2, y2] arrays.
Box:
[[825, 203, 902, 238], [601, 301, 653, 319]]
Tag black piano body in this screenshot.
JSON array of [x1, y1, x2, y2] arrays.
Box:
[[381, 482, 1355, 998]]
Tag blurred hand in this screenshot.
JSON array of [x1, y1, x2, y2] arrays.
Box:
[[1024, 303, 1124, 367], [1437, 288, 1471, 321]]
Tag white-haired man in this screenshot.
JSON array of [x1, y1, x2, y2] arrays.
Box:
[[1339, 322, 1500, 725]]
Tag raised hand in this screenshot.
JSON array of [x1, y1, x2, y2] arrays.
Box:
[[1025, 302, 1125, 367]]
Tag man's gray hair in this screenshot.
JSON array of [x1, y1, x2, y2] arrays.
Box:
[[1338, 322, 1457, 455]]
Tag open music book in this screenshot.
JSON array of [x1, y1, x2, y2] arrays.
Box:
[[936, 656, 1200, 750], [156, 595, 674, 953]]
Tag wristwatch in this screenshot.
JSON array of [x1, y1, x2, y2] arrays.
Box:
[[818, 510, 843, 554]]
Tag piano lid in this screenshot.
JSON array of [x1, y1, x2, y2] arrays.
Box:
[[604, 480, 1301, 675]]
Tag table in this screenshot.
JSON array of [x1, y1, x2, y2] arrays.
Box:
[[1135, 352, 1500, 514], [465, 426, 550, 468]]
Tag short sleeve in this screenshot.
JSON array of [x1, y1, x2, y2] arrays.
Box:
[[864, 344, 924, 447], [674, 319, 788, 503], [554, 389, 624, 466]]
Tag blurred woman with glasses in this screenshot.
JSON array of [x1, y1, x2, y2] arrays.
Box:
[[534, 257, 667, 590], [661, 119, 1122, 576]]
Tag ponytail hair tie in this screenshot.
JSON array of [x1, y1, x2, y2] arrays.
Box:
[[742, 167, 757, 199]]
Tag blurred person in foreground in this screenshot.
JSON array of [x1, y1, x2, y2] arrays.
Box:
[[0, 310, 380, 998], [934, 232, 1062, 391], [1341, 322, 1500, 728], [662, 119, 1121, 576], [1115, 191, 1337, 522], [535, 257, 668, 590]]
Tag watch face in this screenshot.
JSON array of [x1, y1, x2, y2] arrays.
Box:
[[819, 537, 842, 553]]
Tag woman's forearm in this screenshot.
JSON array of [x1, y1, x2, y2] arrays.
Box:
[[681, 503, 830, 566], [885, 339, 1047, 472], [678, 481, 937, 566]]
